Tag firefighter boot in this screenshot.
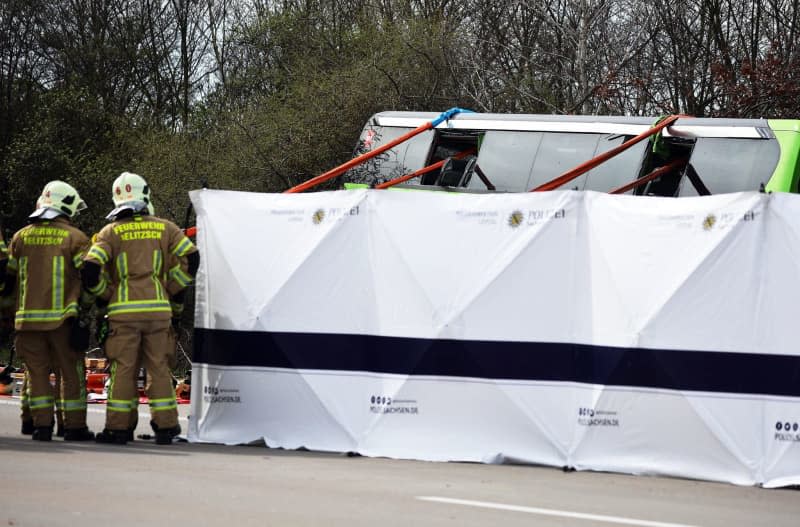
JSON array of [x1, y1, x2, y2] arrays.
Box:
[[151, 420, 181, 445], [32, 426, 53, 441], [95, 429, 129, 445], [63, 427, 95, 441]]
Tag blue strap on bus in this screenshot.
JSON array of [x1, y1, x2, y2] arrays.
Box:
[[430, 107, 474, 128]]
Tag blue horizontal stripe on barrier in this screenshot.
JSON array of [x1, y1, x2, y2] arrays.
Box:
[[193, 328, 800, 398]]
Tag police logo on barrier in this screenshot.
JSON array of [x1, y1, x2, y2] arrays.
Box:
[[774, 420, 800, 442], [203, 385, 242, 404], [309, 207, 360, 225], [507, 210, 524, 228], [526, 208, 566, 225], [369, 394, 419, 415], [702, 214, 717, 231], [577, 407, 620, 427]]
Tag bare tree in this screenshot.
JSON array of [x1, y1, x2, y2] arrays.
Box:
[[0, 0, 46, 148]]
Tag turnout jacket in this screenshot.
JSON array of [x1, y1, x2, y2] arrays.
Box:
[[6, 217, 89, 331], [84, 214, 196, 321]]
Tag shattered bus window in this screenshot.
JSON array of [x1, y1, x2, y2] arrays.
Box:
[[345, 126, 431, 186]]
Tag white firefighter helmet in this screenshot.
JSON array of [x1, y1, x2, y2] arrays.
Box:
[[29, 180, 87, 220], [112, 171, 151, 207], [107, 171, 153, 219]]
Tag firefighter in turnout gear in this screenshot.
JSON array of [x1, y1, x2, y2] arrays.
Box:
[[82, 172, 199, 445], [1, 181, 94, 441], [3, 217, 67, 437]]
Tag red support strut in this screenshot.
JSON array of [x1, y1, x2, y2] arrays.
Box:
[[608, 157, 689, 195], [531, 114, 689, 192], [376, 149, 476, 189]]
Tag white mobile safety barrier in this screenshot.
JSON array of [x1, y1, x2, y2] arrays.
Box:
[[188, 188, 800, 487]]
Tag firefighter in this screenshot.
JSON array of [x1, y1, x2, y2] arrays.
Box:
[[82, 172, 198, 445], [1, 181, 94, 441], [5, 207, 67, 437]]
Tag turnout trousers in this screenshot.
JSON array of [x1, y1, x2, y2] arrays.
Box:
[[104, 319, 177, 431], [20, 370, 64, 429], [15, 322, 87, 429]]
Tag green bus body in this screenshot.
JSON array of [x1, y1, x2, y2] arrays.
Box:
[[766, 120, 800, 193], [343, 113, 800, 195]]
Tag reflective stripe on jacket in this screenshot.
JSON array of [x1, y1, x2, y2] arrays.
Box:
[[7, 217, 89, 331], [84, 215, 197, 321]]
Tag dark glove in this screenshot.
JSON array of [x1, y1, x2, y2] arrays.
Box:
[[69, 318, 90, 352], [170, 295, 184, 332]]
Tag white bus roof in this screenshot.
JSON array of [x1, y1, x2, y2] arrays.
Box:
[[369, 111, 774, 139]]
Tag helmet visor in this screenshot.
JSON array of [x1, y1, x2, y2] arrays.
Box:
[[29, 207, 64, 220], [105, 200, 149, 220]]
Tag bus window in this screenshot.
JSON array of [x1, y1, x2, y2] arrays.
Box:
[[582, 136, 648, 193], [404, 130, 435, 176], [346, 126, 433, 186], [466, 131, 542, 192], [528, 133, 596, 190], [526, 133, 644, 192], [421, 131, 482, 186], [678, 138, 780, 196]]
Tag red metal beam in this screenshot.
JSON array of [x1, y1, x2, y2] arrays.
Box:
[[608, 157, 689, 195], [531, 114, 690, 192], [375, 149, 476, 189]]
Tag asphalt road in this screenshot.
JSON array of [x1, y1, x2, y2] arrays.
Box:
[[0, 398, 797, 527]]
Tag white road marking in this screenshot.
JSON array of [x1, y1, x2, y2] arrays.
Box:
[[417, 496, 701, 527]]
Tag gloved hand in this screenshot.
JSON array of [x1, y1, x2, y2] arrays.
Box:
[[170, 296, 184, 332], [69, 317, 90, 352]]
